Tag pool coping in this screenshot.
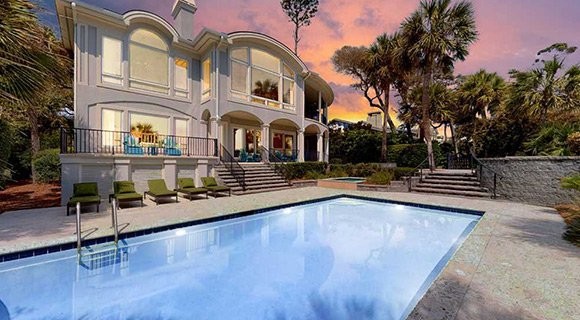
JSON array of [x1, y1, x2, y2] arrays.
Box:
[[0, 194, 484, 263]]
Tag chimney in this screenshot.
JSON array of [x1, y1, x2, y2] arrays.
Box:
[[172, 0, 197, 41]]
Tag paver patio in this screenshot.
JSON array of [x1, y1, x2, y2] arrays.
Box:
[[0, 187, 578, 319]]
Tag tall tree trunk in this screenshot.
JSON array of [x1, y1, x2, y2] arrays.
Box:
[[293, 23, 299, 55], [381, 107, 388, 163], [421, 68, 435, 171], [381, 83, 393, 163], [450, 120, 459, 156], [28, 107, 40, 183], [406, 122, 413, 140]]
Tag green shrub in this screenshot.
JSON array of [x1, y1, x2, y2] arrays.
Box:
[[567, 132, 580, 155], [281, 162, 326, 180], [303, 171, 324, 180], [393, 167, 416, 180], [366, 170, 393, 185], [32, 149, 61, 183], [0, 120, 13, 189], [386, 143, 443, 168], [327, 166, 348, 178], [561, 174, 580, 192]]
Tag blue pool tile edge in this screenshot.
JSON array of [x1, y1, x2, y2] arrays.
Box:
[[0, 194, 484, 263]]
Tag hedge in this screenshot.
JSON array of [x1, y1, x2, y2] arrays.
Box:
[[386, 143, 443, 168], [32, 149, 61, 183], [281, 162, 326, 180]]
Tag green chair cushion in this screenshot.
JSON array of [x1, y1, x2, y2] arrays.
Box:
[[114, 181, 136, 194], [201, 177, 218, 187], [73, 183, 99, 197], [115, 193, 143, 201], [147, 179, 177, 197], [178, 178, 195, 189], [68, 195, 101, 206], [179, 187, 207, 194]]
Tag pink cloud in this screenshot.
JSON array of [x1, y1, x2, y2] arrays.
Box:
[[80, 0, 580, 122]]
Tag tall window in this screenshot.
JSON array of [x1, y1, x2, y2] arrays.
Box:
[[201, 57, 211, 100], [230, 48, 296, 111], [129, 29, 169, 94], [101, 109, 122, 147], [174, 58, 189, 98], [101, 36, 123, 85], [175, 118, 188, 137]]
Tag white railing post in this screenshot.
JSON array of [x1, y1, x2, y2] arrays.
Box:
[[76, 202, 82, 252]]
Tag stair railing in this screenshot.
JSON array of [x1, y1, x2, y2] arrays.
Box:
[[405, 157, 430, 192], [219, 144, 246, 191], [469, 148, 500, 199], [259, 146, 287, 179]]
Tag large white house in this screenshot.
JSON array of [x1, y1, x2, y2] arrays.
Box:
[[56, 0, 333, 202]]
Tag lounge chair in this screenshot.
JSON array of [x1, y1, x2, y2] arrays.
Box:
[[123, 135, 144, 155], [145, 179, 178, 205], [67, 182, 101, 216], [164, 137, 182, 156], [175, 178, 208, 200], [201, 177, 231, 197], [111, 181, 143, 208]]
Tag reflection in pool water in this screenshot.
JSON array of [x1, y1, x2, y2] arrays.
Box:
[[0, 197, 479, 320]]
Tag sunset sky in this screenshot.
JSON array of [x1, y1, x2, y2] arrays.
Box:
[[41, 0, 579, 122]]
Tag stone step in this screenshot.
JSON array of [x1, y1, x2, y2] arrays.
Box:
[[418, 178, 481, 186], [232, 182, 292, 192], [233, 185, 293, 195], [221, 176, 285, 183], [423, 175, 478, 182], [218, 173, 284, 181], [416, 182, 488, 192], [412, 187, 490, 198], [216, 168, 277, 174], [427, 169, 475, 175], [217, 171, 281, 177], [427, 172, 476, 178], [222, 179, 287, 186]]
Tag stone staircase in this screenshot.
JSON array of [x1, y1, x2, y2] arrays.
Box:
[[215, 162, 292, 195], [412, 169, 491, 198]]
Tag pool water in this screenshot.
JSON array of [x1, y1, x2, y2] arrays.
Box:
[[0, 197, 480, 320]]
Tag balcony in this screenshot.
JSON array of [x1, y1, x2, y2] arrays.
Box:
[[60, 128, 218, 157]]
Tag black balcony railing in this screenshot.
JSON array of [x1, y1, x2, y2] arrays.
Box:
[[60, 127, 218, 157]]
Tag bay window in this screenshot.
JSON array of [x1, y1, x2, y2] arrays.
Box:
[[230, 47, 296, 111], [129, 29, 169, 94]]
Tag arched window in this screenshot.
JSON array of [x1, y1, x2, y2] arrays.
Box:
[[230, 47, 296, 111], [129, 29, 169, 94]]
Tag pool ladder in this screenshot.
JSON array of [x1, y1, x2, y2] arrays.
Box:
[[75, 199, 120, 252]]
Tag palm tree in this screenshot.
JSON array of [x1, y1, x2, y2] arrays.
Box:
[[458, 70, 505, 120], [400, 0, 477, 170], [508, 57, 580, 120], [369, 32, 400, 161]]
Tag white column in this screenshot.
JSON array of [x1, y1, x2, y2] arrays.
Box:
[[261, 124, 270, 162], [298, 128, 305, 162], [163, 159, 178, 190], [324, 133, 330, 162], [316, 133, 323, 162]]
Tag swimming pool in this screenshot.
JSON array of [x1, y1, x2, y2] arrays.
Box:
[[0, 196, 480, 320]]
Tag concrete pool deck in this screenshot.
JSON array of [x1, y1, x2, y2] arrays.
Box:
[[0, 187, 578, 319]]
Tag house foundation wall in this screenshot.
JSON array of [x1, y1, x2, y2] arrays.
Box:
[[60, 154, 219, 206]]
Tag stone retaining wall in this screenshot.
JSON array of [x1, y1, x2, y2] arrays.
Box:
[[479, 156, 579, 206]]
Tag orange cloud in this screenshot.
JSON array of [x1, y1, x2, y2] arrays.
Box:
[[75, 0, 580, 123]]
